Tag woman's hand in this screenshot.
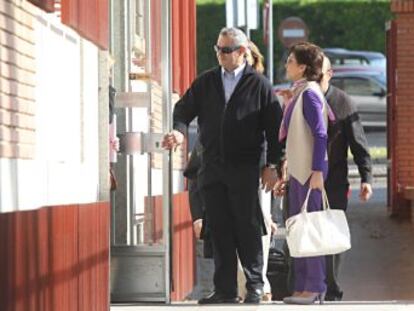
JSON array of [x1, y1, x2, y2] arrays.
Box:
[[270, 221, 278, 235], [273, 180, 287, 197], [193, 219, 203, 239], [309, 171, 324, 190], [276, 89, 294, 103]]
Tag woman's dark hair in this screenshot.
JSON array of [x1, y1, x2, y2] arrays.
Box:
[[288, 42, 324, 82]]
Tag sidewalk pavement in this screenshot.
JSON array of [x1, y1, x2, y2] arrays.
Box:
[[111, 301, 414, 311], [348, 163, 387, 178], [112, 180, 414, 310]]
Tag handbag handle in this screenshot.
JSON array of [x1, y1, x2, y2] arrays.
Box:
[[321, 188, 332, 211], [300, 188, 331, 213]]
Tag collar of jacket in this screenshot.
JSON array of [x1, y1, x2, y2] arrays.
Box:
[[213, 64, 256, 104], [325, 84, 334, 103], [214, 63, 256, 79]]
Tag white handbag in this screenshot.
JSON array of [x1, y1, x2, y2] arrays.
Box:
[[285, 188, 351, 258]]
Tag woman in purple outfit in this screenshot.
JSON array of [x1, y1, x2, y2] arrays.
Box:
[[278, 42, 330, 305]]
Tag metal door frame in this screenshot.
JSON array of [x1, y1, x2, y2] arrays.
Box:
[[110, 0, 173, 303]]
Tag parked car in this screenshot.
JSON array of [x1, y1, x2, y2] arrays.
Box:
[[275, 48, 385, 84], [273, 69, 386, 129], [324, 48, 386, 72], [331, 70, 387, 128]]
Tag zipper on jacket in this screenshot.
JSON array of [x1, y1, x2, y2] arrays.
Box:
[[217, 70, 251, 164], [219, 102, 228, 164]]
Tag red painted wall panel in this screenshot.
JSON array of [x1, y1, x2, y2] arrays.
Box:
[[61, 0, 108, 50], [0, 202, 110, 311], [98, 0, 109, 50], [61, 0, 77, 33], [150, 0, 196, 94], [145, 192, 196, 301], [28, 0, 55, 12], [172, 0, 197, 95], [78, 203, 110, 311]]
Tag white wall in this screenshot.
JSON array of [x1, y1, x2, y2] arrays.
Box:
[[0, 12, 101, 213]]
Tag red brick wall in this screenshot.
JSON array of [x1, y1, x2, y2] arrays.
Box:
[[391, 1, 414, 193], [0, 0, 37, 159]]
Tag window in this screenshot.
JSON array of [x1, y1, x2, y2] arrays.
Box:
[[331, 78, 344, 90], [342, 77, 382, 96], [330, 56, 369, 66]]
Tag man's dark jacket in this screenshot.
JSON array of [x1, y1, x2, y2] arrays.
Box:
[[173, 64, 283, 169], [325, 85, 373, 209]]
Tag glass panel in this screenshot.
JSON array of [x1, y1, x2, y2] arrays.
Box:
[[130, 0, 165, 246], [111, 0, 168, 247]]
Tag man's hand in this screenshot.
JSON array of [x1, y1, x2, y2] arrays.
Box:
[[273, 160, 288, 197], [261, 167, 278, 193], [359, 183, 373, 202], [193, 219, 203, 239], [162, 130, 184, 151]]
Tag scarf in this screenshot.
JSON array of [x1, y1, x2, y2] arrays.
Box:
[[278, 79, 336, 142], [278, 79, 308, 142]]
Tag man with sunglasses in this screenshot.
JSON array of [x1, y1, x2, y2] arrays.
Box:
[[163, 27, 284, 304]]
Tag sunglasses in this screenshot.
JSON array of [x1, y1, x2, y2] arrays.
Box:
[[214, 45, 241, 54]]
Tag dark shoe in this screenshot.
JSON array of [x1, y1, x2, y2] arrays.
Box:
[[198, 291, 240, 304], [244, 288, 264, 304], [325, 291, 343, 301]]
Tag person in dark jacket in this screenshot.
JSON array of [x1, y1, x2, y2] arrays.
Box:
[[183, 139, 204, 230], [162, 27, 284, 304], [183, 139, 213, 258], [320, 55, 373, 301]]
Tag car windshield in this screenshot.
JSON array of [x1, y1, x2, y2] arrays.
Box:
[[369, 58, 386, 68], [371, 73, 387, 87]]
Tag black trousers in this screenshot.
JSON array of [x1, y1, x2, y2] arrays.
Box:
[[325, 185, 349, 299], [199, 162, 265, 296]]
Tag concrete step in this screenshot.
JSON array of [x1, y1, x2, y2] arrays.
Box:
[[111, 301, 414, 310]]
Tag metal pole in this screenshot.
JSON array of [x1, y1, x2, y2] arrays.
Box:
[[125, 0, 135, 246], [267, 0, 274, 84], [245, 0, 250, 38], [161, 0, 172, 303], [145, 0, 153, 245]]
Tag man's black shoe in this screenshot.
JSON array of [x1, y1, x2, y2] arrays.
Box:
[[244, 288, 263, 304], [198, 292, 240, 304], [325, 291, 343, 301]]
